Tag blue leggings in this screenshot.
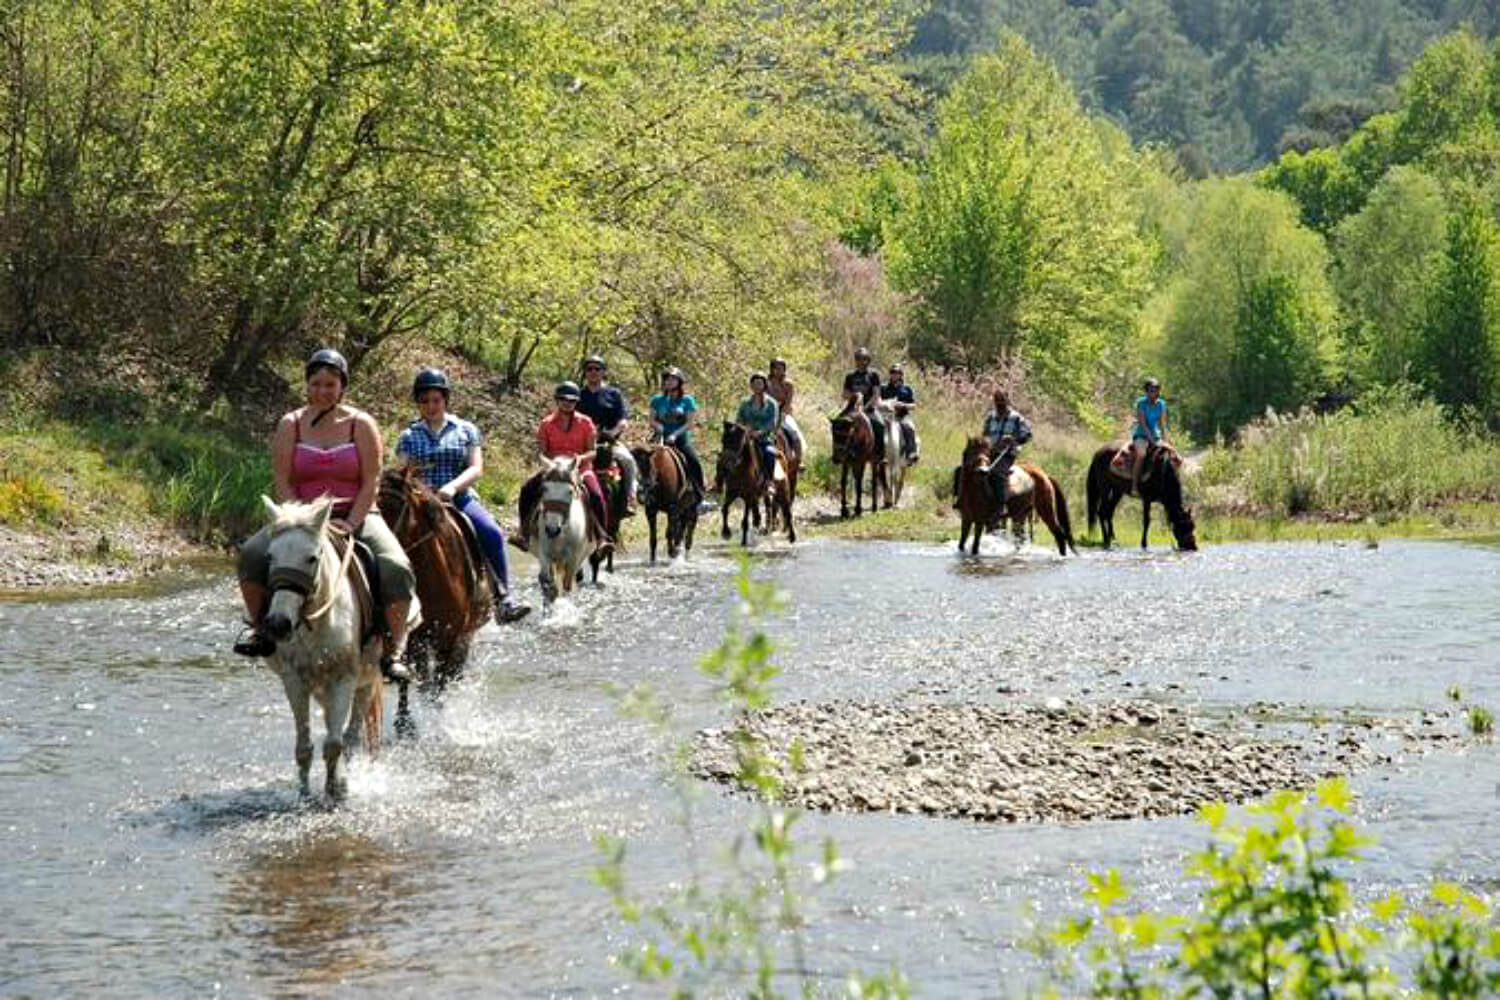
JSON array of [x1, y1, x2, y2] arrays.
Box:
[[455, 492, 513, 594]]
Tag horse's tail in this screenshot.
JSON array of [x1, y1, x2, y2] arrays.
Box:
[[1085, 456, 1100, 535], [1051, 473, 1079, 555]]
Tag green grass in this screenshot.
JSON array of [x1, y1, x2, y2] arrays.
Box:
[[1470, 706, 1495, 736], [1195, 387, 1500, 517], [0, 419, 269, 542]]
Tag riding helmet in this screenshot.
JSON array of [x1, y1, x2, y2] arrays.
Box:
[[1143, 376, 1161, 391], [769, 357, 787, 370], [412, 367, 451, 400], [749, 371, 768, 387], [582, 353, 607, 371], [661, 366, 686, 385], [305, 348, 349, 385], [888, 363, 904, 375], [853, 346, 871, 361], [554, 380, 582, 401]]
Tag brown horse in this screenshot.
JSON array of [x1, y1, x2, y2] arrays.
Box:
[[1086, 444, 1197, 551], [829, 405, 889, 519], [718, 422, 796, 546], [956, 438, 1077, 556], [631, 444, 699, 562], [377, 465, 492, 707]]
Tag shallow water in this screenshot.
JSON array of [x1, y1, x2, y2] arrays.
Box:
[[1, 536, 1496, 997]]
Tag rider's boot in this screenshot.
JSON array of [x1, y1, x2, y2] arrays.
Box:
[[232, 623, 275, 658]]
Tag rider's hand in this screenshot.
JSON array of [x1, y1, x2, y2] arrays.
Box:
[[437, 484, 456, 501], [331, 516, 356, 533]]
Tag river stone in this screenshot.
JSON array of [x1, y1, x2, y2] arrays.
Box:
[[688, 698, 1476, 826]]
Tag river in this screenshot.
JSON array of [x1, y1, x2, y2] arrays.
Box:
[[2, 537, 1497, 996]]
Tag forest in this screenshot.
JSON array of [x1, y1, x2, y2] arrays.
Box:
[[3, 0, 1500, 444]]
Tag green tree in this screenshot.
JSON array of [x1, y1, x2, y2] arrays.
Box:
[[1418, 190, 1500, 423], [1332, 164, 1447, 387], [888, 33, 1152, 415], [154, 0, 566, 407], [1161, 179, 1336, 436]]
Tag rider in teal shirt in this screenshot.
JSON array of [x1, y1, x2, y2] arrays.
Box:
[[735, 373, 780, 484], [1131, 376, 1169, 495]]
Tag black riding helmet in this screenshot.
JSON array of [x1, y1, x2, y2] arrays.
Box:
[[555, 380, 581, 401], [412, 367, 451, 400], [305, 348, 349, 385], [853, 346, 871, 361]]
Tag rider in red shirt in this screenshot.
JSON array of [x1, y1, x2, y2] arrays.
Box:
[[517, 381, 612, 548]]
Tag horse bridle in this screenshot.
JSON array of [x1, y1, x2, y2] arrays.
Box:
[[268, 525, 354, 628], [381, 478, 443, 552]]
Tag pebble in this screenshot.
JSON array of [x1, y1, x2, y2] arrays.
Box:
[[691, 699, 1473, 825]]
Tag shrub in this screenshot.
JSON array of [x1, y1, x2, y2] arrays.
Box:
[[0, 470, 66, 527], [1040, 780, 1500, 997]]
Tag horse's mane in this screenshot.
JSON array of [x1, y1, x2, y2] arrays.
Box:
[[267, 496, 335, 533]]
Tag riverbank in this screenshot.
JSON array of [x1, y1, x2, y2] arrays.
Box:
[[6, 356, 1500, 593]]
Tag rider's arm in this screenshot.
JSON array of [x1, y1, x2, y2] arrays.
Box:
[[442, 430, 484, 499], [345, 413, 383, 531], [271, 412, 298, 502], [1158, 405, 1169, 443], [577, 426, 598, 470], [781, 381, 795, 415], [1015, 416, 1032, 445]]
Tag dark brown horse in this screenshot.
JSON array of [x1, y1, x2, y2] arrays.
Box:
[[956, 438, 1077, 556], [377, 465, 492, 707], [1086, 444, 1197, 551], [829, 405, 889, 518], [631, 444, 699, 562], [718, 422, 796, 546], [592, 432, 629, 573]]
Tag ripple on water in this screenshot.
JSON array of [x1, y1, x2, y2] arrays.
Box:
[[3, 539, 1498, 997]]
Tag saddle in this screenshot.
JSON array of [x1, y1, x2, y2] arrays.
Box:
[[328, 530, 383, 645], [1109, 443, 1182, 485], [444, 504, 495, 605]]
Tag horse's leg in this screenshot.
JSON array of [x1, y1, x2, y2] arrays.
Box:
[[648, 508, 660, 563], [1140, 499, 1152, 550], [1099, 490, 1119, 549], [282, 672, 314, 799], [320, 678, 355, 802], [959, 518, 969, 553], [344, 672, 376, 757], [720, 495, 733, 539], [781, 489, 796, 544], [840, 461, 850, 519], [740, 497, 750, 547]]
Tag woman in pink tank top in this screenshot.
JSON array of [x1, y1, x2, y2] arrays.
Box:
[[234, 348, 416, 682]]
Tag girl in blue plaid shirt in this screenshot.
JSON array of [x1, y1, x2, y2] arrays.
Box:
[[396, 369, 531, 624]]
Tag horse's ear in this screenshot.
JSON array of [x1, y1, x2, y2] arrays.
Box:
[[261, 495, 280, 521], [311, 497, 334, 534], [722, 420, 734, 432]]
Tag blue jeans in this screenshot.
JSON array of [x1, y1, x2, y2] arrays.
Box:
[[455, 492, 515, 601]]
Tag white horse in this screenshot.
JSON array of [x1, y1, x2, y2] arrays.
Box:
[[870, 398, 905, 507], [260, 496, 394, 801], [529, 457, 595, 606]]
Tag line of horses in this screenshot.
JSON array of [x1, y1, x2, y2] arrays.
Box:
[[249, 418, 1196, 802]]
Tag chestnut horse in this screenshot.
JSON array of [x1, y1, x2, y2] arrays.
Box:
[[762, 427, 800, 537], [829, 406, 888, 518], [1086, 444, 1197, 551], [631, 443, 699, 562], [956, 438, 1077, 556], [378, 466, 492, 717]]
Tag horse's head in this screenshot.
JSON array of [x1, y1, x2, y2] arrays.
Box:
[[539, 456, 580, 539], [830, 412, 869, 463], [962, 436, 990, 470], [261, 495, 335, 641], [379, 463, 444, 542], [719, 421, 753, 469], [1153, 455, 1198, 551]]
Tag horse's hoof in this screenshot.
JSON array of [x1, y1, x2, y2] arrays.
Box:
[[394, 711, 418, 742]]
